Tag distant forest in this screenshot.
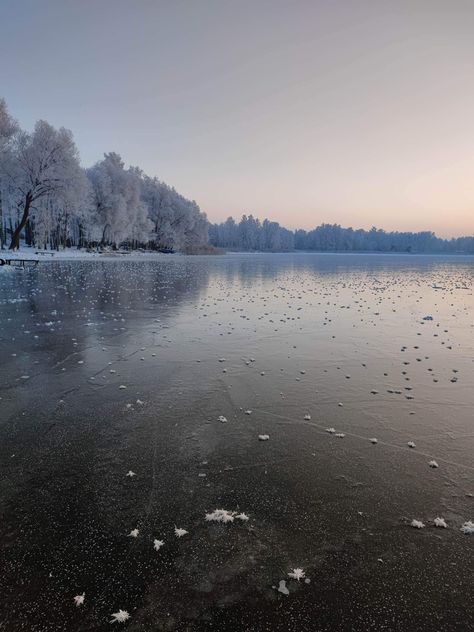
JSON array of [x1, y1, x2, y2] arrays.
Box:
[[209, 215, 474, 254]]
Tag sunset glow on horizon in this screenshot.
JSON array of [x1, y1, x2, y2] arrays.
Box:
[[1, 0, 473, 238]]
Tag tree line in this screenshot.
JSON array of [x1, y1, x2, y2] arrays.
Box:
[[210, 217, 474, 254], [0, 98, 209, 252], [2, 97, 472, 255], [208, 215, 295, 251]]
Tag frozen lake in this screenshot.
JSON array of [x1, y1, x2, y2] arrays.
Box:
[[0, 253, 473, 631]]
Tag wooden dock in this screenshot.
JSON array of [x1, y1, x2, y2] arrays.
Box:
[[0, 257, 39, 268]]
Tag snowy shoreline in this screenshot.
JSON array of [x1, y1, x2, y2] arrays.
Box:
[[0, 248, 179, 262], [2, 248, 472, 264]]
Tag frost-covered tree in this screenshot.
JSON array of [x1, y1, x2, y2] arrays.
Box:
[[139, 174, 208, 251], [210, 215, 293, 251], [0, 99, 19, 248], [87, 154, 153, 247], [0, 98, 210, 253], [30, 168, 91, 249], [1, 119, 84, 250], [0, 98, 18, 152]]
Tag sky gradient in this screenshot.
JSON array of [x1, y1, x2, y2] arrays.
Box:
[[1, 0, 473, 237]]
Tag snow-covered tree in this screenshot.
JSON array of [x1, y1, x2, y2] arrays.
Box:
[[87, 154, 152, 247], [139, 174, 208, 251], [0, 98, 211, 253], [1, 119, 84, 250], [0, 98, 18, 152], [0, 98, 19, 248]]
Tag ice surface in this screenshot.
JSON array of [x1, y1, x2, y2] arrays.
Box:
[[0, 253, 473, 630]]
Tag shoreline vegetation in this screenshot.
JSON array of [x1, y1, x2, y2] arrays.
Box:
[[1, 98, 473, 256]]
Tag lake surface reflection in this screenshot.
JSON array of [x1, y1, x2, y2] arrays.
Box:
[[0, 253, 473, 631]]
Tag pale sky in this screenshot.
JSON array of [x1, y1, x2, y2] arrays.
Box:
[[1, 0, 474, 237]]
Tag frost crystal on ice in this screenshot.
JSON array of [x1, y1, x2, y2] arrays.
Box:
[[110, 609, 130, 623], [174, 526, 188, 537], [288, 568, 305, 581], [74, 593, 85, 606], [205, 509, 235, 523], [460, 520, 474, 534]]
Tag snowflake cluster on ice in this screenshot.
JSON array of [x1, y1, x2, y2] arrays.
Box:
[[205, 509, 235, 523], [110, 610, 130, 623], [460, 521, 474, 534], [205, 509, 250, 523], [288, 568, 305, 581], [174, 527, 188, 538], [74, 593, 85, 607]]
